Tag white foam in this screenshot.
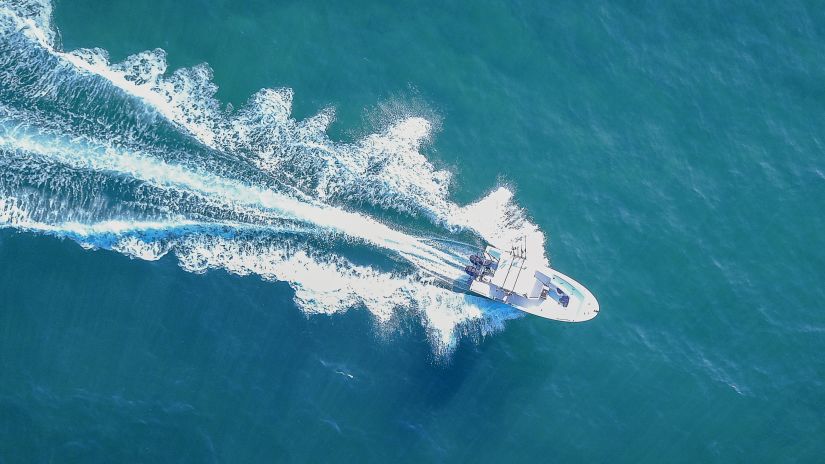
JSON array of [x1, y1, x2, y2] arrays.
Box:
[[0, 197, 30, 224], [0, 0, 541, 354], [451, 187, 549, 265], [1, 1, 545, 254], [1, 121, 514, 354], [0, 124, 463, 276], [174, 235, 516, 355]]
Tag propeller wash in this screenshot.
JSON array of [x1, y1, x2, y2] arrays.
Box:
[[0, 0, 594, 356]]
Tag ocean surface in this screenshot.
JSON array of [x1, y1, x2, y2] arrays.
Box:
[[1, 0, 824, 462]]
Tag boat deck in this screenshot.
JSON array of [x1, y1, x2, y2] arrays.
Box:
[[467, 246, 599, 322]]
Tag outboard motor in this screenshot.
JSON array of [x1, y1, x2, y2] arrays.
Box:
[[470, 254, 493, 267], [464, 265, 481, 278]]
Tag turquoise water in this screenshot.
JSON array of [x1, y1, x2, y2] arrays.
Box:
[[1, 0, 824, 461]]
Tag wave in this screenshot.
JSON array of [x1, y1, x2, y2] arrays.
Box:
[[0, 0, 536, 355]]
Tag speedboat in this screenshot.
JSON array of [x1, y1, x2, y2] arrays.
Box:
[[464, 242, 599, 322]]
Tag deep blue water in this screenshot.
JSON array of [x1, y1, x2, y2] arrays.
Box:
[[1, 0, 824, 462]]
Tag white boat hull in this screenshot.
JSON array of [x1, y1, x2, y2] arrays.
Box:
[[465, 246, 599, 322]]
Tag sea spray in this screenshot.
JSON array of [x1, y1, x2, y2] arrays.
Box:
[[0, 0, 537, 354]]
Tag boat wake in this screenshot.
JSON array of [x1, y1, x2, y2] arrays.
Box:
[[0, 0, 546, 355]]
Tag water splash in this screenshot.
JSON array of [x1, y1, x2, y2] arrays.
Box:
[[0, 0, 535, 355]]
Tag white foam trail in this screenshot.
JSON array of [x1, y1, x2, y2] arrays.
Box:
[[0, 0, 538, 354], [0, 123, 498, 353], [452, 187, 549, 266], [0, 196, 518, 354], [0, 0, 547, 259], [0, 123, 463, 276], [173, 235, 520, 355]]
